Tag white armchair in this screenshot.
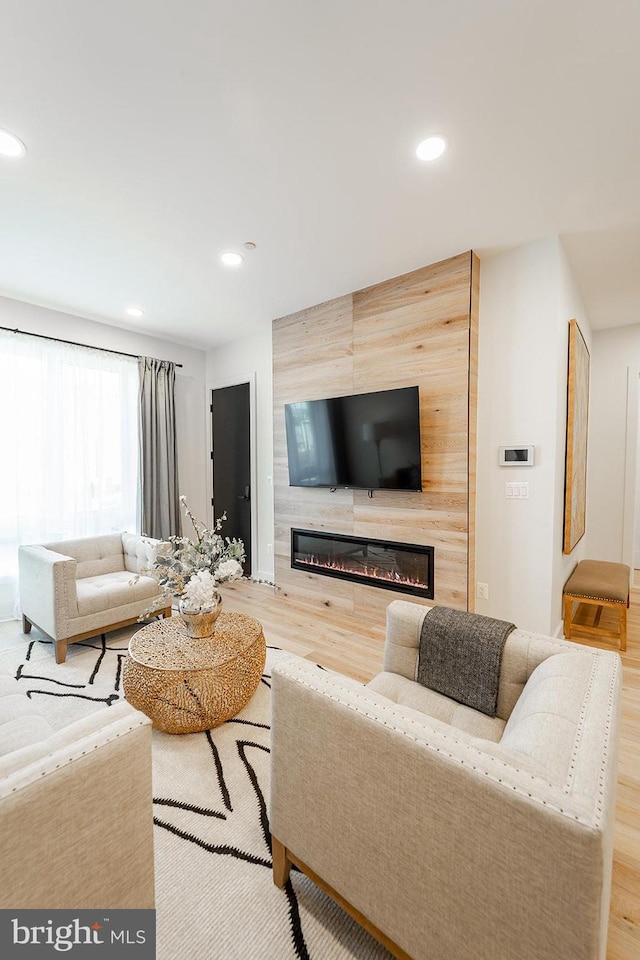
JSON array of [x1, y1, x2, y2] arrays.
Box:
[[270, 600, 622, 960], [19, 532, 171, 663], [0, 667, 155, 909]]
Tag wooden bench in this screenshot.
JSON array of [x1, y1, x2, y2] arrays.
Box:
[[563, 559, 630, 651]]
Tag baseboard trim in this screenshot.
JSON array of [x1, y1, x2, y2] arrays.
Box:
[[252, 569, 275, 585]]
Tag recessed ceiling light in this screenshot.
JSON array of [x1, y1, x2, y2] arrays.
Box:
[[125, 306, 145, 318], [0, 128, 26, 159], [220, 251, 244, 267], [416, 135, 448, 162]]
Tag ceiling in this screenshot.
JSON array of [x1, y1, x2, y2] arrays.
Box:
[[1, 0, 639, 349]]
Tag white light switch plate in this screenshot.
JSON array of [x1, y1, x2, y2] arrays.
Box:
[[505, 482, 529, 499]]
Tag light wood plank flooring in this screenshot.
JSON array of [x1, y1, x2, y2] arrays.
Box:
[[222, 578, 640, 960], [2, 579, 638, 958]]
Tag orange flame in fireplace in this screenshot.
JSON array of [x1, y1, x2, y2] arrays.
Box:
[[299, 553, 427, 589]]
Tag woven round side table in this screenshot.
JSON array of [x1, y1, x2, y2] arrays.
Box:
[[122, 611, 266, 734]]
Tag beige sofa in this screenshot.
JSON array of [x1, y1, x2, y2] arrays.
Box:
[[19, 532, 170, 663], [0, 666, 155, 908], [270, 599, 622, 960]]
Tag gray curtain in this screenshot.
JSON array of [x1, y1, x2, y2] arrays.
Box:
[[138, 357, 180, 539]]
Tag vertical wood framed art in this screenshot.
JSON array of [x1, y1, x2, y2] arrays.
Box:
[[563, 319, 590, 554]]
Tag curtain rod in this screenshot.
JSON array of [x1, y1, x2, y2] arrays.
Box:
[[0, 325, 184, 368]]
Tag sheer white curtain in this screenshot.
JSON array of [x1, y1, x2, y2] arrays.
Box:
[[0, 330, 139, 619]]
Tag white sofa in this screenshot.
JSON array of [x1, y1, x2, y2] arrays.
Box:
[[270, 600, 622, 960], [0, 666, 155, 908], [19, 532, 171, 663]]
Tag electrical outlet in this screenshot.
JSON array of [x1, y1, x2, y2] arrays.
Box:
[[476, 582, 489, 600]]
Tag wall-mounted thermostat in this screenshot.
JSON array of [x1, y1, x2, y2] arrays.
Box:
[[499, 445, 535, 466]]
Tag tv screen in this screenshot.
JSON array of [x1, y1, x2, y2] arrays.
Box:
[[284, 386, 422, 491]]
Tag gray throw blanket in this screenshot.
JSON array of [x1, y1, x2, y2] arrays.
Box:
[[417, 607, 516, 717]]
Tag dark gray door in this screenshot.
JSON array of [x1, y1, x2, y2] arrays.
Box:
[[211, 383, 251, 575]]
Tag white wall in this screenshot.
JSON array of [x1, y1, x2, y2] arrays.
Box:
[[551, 241, 593, 623], [636, 391, 640, 569], [476, 236, 591, 635], [587, 324, 640, 567], [206, 327, 274, 580], [0, 296, 209, 528]]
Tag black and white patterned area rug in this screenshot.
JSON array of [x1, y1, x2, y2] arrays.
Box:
[[1, 627, 391, 960]]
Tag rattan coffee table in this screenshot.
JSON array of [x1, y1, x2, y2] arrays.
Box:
[[122, 611, 266, 734]]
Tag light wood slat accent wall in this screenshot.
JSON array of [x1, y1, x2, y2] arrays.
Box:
[[272, 251, 479, 618], [468, 252, 480, 606]]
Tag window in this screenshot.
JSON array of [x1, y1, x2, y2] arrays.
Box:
[[0, 331, 139, 619]]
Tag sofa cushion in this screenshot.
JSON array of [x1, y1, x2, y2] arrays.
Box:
[[382, 601, 572, 724], [0, 673, 54, 756], [76, 572, 160, 617], [495, 630, 571, 720], [367, 671, 506, 742], [44, 533, 125, 579], [122, 534, 159, 575], [499, 650, 595, 785], [564, 558, 629, 604]]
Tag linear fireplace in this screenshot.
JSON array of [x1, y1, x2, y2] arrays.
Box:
[[291, 528, 434, 599]]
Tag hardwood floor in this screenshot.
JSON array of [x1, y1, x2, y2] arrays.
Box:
[[223, 578, 640, 960]]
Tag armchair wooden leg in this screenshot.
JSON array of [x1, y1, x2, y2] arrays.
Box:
[[22, 615, 32, 634], [272, 836, 292, 888], [55, 639, 68, 664]]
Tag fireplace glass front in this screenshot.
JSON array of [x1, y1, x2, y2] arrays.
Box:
[[291, 528, 434, 599]]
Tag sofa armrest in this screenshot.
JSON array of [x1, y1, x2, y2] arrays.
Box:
[[18, 545, 79, 638], [0, 701, 155, 909], [271, 658, 614, 960]]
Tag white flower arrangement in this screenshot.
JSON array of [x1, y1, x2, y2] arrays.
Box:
[[142, 496, 245, 614], [181, 569, 219, 611], [215, 558, 244, 581]]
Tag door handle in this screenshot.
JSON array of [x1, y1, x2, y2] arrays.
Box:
[[237, 485, 250, 501]]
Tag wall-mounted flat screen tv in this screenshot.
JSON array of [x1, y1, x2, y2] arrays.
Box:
[[284, 386, 422, 491]]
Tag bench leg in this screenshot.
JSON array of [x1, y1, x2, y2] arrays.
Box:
[[564, 591, 628, 652], [22, 615, 32, 634], [620, 604, 627, 652], [563, 595, 573, 639]]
